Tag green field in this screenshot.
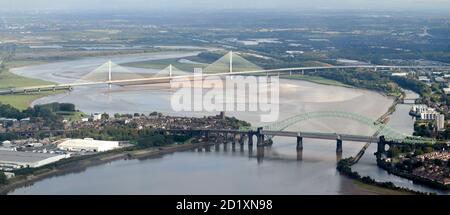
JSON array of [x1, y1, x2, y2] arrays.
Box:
[[353, 180, 414, 195], [58, 111, 86, 122], [0, 69, 58, 110], [283, 75, 352, 88]]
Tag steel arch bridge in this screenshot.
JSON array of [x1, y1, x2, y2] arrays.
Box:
[[251, 111, 435, 144]]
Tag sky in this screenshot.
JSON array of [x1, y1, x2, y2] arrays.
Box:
[[1, 0, 450, 12]]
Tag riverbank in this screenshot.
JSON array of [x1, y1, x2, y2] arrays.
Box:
[[377, 157, 450, 191], [0, 141, 214, 195], [0, 67, 63, 110], [337, 158, 426, 195], [281, 75, 352, 88], [340, 90, 411, 194]]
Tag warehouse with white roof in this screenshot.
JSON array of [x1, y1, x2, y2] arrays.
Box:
[[57, 138, 119, 152], [0, 151, 70, 170]]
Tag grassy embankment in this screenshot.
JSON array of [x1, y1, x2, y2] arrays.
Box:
[[352, 180, 415, 195], [0, 69, 61, 110]]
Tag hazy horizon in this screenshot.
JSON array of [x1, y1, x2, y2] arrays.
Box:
[[1, 0, 450, 13]]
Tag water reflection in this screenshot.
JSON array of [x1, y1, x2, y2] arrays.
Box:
[[297, 150, 303, 161]]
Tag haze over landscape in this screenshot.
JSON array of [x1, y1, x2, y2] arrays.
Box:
[[1, 0, 450, 12]]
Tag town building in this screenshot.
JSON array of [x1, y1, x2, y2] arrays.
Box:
[[435, 77, 446, 83], [411, 104, 441, 120], [411, 104, 428, 113], [0, 151, 70, 171], [92, 113, 103, 121], [418, 76, 431, 83], [57, 138, 119, 152], [436, 114, 446, 131], [391, 72, 408, 77], [444, 88, 450, 95], [421, 109, 440, 120]]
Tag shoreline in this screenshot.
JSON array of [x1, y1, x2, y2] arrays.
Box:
[[4, 57, 419, 195], [0, 142, 215, 195], [337, 87, 413, 194], [377, 157, 450, 191]]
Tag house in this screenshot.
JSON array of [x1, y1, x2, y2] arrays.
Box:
[[418, 76, 431, 83]]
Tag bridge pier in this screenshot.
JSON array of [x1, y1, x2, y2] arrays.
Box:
[[297, 150, 303, 161], [216, 132, 220, 143], [257, 146, 264, 164], [336, 135, 343, 153], [239, 134, 245, 145], [256, 127, 265, 147], [296, 134, 303, 151], [223, 132, 228, 143], [233, 133, 238, 145], [377, 136, 386, 154], [248, 132, 254, 145], [376, 136, 387, 161], [257, 134, 265, 146], [204, 131, 210, 141], [205, 145, 211, 152], [336, 151, 342, 162]]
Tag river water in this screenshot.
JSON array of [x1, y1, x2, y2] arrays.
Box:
[[8, 52, 449, 194]]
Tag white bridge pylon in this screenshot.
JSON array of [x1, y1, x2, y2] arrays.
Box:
[[203, 51, 262, 74], [75, 51, 262, 87], [74, 59, 147, 86]]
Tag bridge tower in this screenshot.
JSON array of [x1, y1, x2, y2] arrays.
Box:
[[296, 133, 303, 151], [108, 59, 112, 89], [336, 135, 343, 153], [229, 51, 233, 74]]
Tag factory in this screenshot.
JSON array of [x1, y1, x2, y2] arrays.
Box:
[[0, 151, 70, 171], [57, 138, 120, 152]]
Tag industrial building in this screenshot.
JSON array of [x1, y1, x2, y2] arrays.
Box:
[[0, 151, 70, 171], [57, 138, 119, 152]]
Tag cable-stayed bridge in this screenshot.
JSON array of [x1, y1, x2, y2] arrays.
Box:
[[1, 51, 449, 94]]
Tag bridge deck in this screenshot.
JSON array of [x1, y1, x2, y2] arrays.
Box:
[[2, 65, 450, 94], [163, 128, 378, 143]]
